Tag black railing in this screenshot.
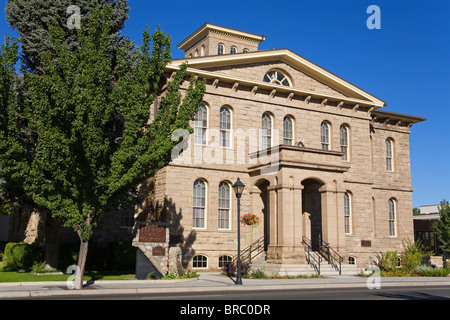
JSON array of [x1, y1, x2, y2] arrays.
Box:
[[319, 239, 344, 275], [302, 236, 322, 275], [234, 236, 265, 264]]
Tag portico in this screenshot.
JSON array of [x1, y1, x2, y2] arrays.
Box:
[[248, 145, 350, 264]]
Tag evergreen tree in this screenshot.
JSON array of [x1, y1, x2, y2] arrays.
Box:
[[6, 0, 131, 73], [435, 200, 450, 256]]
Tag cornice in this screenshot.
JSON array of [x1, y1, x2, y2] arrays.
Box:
[[177, 23, 266, 51], [165, 63, 381, 109]]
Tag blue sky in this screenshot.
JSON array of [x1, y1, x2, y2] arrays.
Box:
[[0, 0, 449, 208]]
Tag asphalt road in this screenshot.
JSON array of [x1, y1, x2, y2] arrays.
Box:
[[25, 284, 450, 300]]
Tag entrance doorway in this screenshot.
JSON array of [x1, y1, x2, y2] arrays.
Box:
[[256, 179, 270, 252], [302, 179, 323, 251]]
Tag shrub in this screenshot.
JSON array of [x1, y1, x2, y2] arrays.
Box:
[[2, 242, 43, 271], [379, 251, 399, 273], [400, 238, 426, 272], [414, 265, 450, 277], [109, 241, 136, 272], [251, 269, 267, 279], [221, 261, 251, 277]]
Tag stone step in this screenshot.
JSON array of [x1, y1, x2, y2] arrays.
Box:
[[248, 253, 360, 276]]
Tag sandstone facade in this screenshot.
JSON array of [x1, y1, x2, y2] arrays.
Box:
[[145, 23, 425, 272]]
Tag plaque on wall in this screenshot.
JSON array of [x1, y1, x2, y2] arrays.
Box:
[[361, 240, 372, 247], [152, 246, 165, 256], [139, 224, 166, 242]]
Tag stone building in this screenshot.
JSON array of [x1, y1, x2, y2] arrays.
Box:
[[139, 23, 426, 273]]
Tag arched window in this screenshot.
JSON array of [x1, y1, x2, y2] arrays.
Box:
[[261, 113, 272, 150], [218, 43, 224, 55], [386, 138, 394, 171], [194, 104, 207, 145], [219, 107, 232, 148], [193, 179, 206, 228], [218, 255, 233, 268], [193, 255, 208, 268], [344, 192, 351, 234], [348, 256, 356, 265], [230, 46, 237, 54], [389, 198, 396, 236], [218, 182, 231, 229], [340, 125, 349, 160], [321, 122, 330, 150], [283, 116, 294, 146], [263, 70, 291, 86], [243, 48, 249, 53]]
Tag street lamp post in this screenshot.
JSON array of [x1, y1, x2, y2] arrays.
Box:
[[232, 177, 245, 285]]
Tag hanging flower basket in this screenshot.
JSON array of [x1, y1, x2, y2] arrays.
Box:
[[240, 213, 261, 227]]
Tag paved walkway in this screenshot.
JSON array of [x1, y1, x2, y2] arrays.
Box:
[[1, 273, 449, 298]]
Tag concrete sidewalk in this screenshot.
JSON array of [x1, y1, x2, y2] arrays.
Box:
[[1, 273, 449, 298]]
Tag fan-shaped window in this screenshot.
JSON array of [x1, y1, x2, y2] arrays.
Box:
[[193, 255, 208, 268], [263, 70, 291, 86]]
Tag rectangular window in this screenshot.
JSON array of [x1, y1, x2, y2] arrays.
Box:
[[321, 122, 330, 150], [340, 125, 348, 161], [262, 113, 272, 150], [218, 182, 231, 229], [283, 117, 293, 146], [386, 139, 393, 171], [389, 199, 396, 236], [344, 193, 351, 234], [193, 180, 206, 228], [194, 105, 207, 145], [219, 107, 231, 148]]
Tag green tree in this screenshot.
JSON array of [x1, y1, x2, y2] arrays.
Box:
[[0, 34, 32, 216], [18, 5, 204, 289], [434, 200, 450, 256]]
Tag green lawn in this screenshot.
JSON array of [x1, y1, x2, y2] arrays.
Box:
[[0, 271, 136, 283]]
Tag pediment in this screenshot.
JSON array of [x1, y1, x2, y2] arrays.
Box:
[[168, 49, 386, 108], [204, 60, 349, 99]]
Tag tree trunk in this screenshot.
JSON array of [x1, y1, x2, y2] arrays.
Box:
[[74, 238, 89, 290], [74, 215, 91, 290]]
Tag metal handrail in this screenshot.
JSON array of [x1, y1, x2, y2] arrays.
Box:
[[319, 239, 344, 275], [234, 236, 265, 263], [302, 236, 322, 275]]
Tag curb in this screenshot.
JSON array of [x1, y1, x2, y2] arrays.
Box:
[[1, 278, 449, 298]]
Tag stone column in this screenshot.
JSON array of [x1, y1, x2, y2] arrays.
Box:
[[319, 185, 348, 256], [267, 183, 305, 263], [266, 185, 278, 262]]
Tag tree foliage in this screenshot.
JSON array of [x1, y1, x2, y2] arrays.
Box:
[[2, 0, 205, 288], [435, 199, 450, 254], [0, 34, 28, 216]]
